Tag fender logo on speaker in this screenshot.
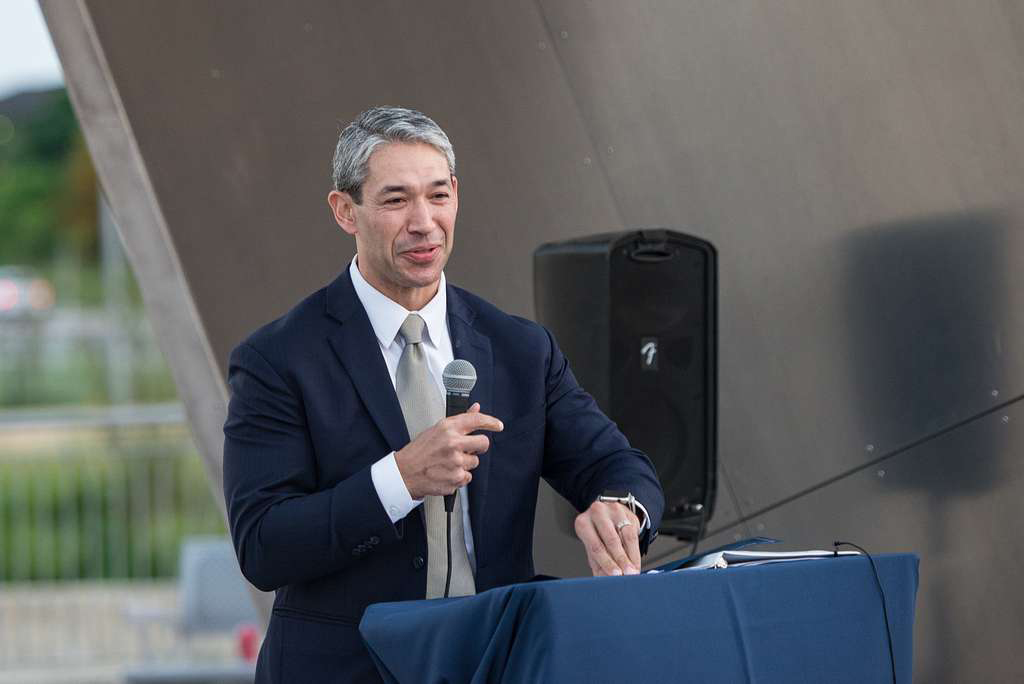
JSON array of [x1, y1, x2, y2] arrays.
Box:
[[641, 338, 658, 370]]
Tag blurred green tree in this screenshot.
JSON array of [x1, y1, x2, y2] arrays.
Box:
[[0, 88, 98, 266]]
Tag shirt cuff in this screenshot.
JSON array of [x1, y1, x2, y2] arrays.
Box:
[[371, 452, 423, 524]]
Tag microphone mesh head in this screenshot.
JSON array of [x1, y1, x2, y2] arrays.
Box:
[[443, 359, 477, 395]]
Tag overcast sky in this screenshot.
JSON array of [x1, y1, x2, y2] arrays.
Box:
[[0, 0, 64, 100]]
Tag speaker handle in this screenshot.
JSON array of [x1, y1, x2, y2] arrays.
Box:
[[629, 243, 677, 262]]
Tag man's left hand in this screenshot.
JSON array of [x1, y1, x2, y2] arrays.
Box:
[[574, 501, 642, 576]]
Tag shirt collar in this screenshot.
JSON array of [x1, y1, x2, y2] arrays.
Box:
[[348, 256, 447, 349]]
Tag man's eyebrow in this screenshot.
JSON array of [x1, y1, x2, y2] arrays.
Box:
[[376, 179, 451, 196]]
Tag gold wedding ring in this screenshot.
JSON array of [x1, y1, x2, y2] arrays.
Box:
[[616, 520, 633, 531]]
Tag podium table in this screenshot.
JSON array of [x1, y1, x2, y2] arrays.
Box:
[[360, 553, 918, 683]]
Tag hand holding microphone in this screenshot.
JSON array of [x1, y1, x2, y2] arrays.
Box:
[[394, 361, 502, 503]]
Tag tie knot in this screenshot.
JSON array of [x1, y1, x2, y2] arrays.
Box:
[[399, 313, 426, 345]]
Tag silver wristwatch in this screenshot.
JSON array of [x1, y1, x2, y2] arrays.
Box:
[[597, 490, 638, 516], [597, 490, 655, 547]]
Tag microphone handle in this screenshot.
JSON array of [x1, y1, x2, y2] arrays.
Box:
[[444, 392, 472, 512]]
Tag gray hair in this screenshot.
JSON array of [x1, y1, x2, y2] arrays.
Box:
[[331, 106, 456, 203]]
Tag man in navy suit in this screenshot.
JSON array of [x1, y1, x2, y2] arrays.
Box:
[[223, 106, 664, 682]]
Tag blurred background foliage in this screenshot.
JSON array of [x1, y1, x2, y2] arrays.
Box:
[[0, 89, 99, 273], [0, 88, 217, 582], [0, 87, 175, 406]]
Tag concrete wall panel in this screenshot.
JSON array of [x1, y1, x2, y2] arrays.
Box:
[[43, 2, 1024, 677]]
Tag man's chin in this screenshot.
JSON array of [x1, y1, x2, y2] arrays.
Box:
[[402, 257, 446, 279], [395, 267, 443, 291]]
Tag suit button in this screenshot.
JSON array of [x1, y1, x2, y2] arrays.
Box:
[[369, 536, 380, 545], [412, 555, 425, 570]]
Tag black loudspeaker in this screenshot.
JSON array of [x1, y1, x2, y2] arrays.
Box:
[[533, 229, 717, 540]]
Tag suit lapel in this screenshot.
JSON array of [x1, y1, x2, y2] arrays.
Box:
[[325, 269, 410, 455], [325, 271, 493, 557], [447, 286, 493, 560]]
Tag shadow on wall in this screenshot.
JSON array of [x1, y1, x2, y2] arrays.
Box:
[[841, 210, 1014, 683], [840, 209, 1011, 496]]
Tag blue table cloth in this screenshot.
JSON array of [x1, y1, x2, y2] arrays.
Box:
[[360, 553, 919, 683]]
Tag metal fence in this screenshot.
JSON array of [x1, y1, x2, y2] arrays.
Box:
[[0, 412, 236, 678], [0, 411, 223, 582]]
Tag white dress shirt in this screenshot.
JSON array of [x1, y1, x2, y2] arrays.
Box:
[[350, 257, 476, 571]]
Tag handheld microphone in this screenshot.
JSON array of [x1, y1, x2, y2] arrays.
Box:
[[442, 359, 477, 513]]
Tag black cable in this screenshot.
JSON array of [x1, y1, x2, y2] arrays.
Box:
[[833, 541, 896, 684], [443, 509, 453, 598]]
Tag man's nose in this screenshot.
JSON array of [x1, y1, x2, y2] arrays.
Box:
[[407, 197, 434, 232]]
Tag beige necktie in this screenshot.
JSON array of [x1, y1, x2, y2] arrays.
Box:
[[395, 314, 476, 598]]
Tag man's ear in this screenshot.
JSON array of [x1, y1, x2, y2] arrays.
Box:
[[327, 190, 359, 236]]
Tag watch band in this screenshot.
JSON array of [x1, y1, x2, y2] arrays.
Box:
[[597, 490, 650, 532], [597, 490, 637, 516]]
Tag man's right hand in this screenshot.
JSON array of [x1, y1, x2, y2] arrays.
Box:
[[395, 403, 503, 499]]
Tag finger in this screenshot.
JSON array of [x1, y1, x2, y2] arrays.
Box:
[[595, 516, 637, 575], [575, 515, 622, 576], [428, 460, 464, 484], [467, 402, 481, 413], [458, 434, 490, 455], [440, 466, 471, 493], [620, 516, 642, 570], [453, 411, 504, 434], [452, 452, 480, 471]]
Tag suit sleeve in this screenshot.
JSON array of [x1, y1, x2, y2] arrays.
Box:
[[537, 327, 665, 553], [222, 342, 401, 592]]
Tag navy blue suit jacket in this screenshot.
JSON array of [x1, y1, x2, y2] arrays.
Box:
[[223, 268, 664, 683]]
